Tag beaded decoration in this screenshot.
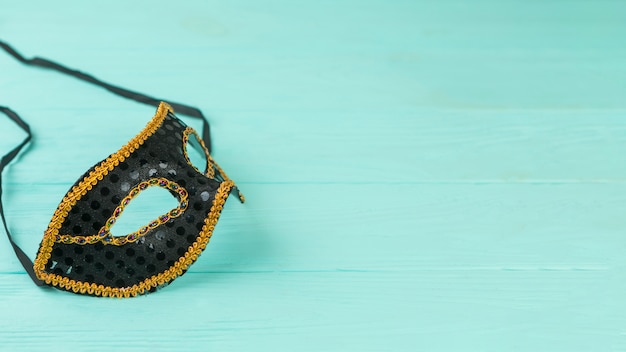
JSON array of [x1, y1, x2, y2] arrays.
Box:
[[54, 178, 189, 246]]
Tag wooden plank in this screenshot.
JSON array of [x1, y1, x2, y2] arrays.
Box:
[[0, 268, 621, 351], [3, 183, 626, 272], [4, 110, 626, 184]]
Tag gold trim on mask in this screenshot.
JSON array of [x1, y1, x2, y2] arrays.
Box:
[[182, 127, 215, 179], [55, 178, 189, 246]]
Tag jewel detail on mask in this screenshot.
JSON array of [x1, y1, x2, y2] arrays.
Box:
[[54, 178, 188, 246]]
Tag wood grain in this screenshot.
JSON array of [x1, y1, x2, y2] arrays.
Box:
[[1, 0, 625, 351]]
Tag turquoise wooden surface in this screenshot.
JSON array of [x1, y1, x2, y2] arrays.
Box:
[[1, 1, 626, 351]]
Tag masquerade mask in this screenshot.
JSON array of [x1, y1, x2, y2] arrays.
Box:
[[0, 41, 244, 298]]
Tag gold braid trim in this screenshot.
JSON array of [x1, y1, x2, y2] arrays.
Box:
[[182, 126, 245, 203], [212, 156, 245, 203], [33, 102, 239, 297], [55, 178, 189, 246], [182, 127, 215, 179]]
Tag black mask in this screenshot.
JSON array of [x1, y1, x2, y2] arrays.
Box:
[[0, 40, 244, 298]]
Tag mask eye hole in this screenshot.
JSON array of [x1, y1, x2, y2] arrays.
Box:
[[183, 128, 211, 176], [73, 178, 191, 246], [108, 186, 179, 238]]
